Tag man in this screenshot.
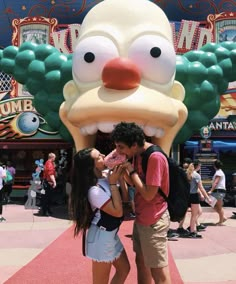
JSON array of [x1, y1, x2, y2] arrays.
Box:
[[111, 122, 171, 284], [39, 153, 56, 216]]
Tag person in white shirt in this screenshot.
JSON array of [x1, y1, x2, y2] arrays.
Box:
[[208, 159, 227, 225]]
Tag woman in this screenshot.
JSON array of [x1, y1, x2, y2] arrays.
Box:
[[70, 148, 130, 284], [176, 158, 192, 237], [208, 160, 227, 225], [187, 160, 211, 238]]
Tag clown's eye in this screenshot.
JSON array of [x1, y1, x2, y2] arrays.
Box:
[[73, 36, 119, 83], [84, 52, 95, 63], [128, 35, 176, 84]]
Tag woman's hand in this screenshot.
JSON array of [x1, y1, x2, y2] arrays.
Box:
[[108, 165, 123, 184], [199, 193, 205, 201], [205, 194, 211, 203]]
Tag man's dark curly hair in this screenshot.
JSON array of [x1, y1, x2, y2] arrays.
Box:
[[111, 122, 145, 147]]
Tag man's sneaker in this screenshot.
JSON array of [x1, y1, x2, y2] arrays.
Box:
[[187, 226, 205, 232], [176, 227, 189, 236], [188, 232, 202, 239], [129, 212, 136, 218], [197, 224, 206, 231], [0, 217, 6, 222], [167, 230, 179, 239]]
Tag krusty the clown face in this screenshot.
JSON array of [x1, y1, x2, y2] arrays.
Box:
[[60, 0, 188, 155]]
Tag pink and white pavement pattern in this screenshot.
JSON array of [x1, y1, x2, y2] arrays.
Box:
[[0, 204, 236, 284]]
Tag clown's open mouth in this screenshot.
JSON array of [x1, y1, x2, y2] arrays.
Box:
[[79, 121, 164, 138]]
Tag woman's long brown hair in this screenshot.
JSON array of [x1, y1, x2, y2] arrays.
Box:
[[69, 148, 97, 237]]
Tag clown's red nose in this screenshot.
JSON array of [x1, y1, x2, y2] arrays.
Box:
[[102, 58, 141, 90]]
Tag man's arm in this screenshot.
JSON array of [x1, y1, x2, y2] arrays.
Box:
[[123, 163, 158, 201], [50, 174, 56, 188]]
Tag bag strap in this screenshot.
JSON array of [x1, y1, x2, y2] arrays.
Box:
[[82, 230, 86, 256], [141, 145, 168, 201], [82, 207, 99, 257], [141, 145, 166, 173], [82, 183, 105, 256]]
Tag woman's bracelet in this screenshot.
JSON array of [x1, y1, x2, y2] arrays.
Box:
[[129, 170, 136, 176]]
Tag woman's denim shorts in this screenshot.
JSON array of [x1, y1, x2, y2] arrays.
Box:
[[86, 224, 123, 262], [211, 189, 226, 201]]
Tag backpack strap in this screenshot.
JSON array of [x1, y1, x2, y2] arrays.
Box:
[[141, 144, 168, 201]]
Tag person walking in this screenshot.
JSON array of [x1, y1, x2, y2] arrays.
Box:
[[176, 158, 192, 237], [69, 148, 130, 284], [38, 153, 57, 216], [111, 122, 171, 284], [3, 160, 16, 203], [0, 162, 6, 222], [208, 159, 227, 225], [186, 160, 211, 238]]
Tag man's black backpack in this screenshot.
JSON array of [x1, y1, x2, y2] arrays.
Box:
[[142, 145, 190, 222]]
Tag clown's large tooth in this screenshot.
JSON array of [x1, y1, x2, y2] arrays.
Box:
[[155, 128, 164, 138], [80, 124, 98, 135], [86, 123, 98, 135], [97, 122, 116, 133], [143, 125, 157, 136]]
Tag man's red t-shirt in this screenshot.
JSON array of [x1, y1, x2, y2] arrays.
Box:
[[43, 160, 56, 182]]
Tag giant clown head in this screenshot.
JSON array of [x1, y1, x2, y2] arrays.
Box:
[[60, 0, 187, 154], [2, 0, 234, 153]]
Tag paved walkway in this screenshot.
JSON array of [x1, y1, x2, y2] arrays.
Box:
[[169, 207, 236, 284], [0, 202, 236, 283]]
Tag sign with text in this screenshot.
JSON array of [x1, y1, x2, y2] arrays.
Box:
[[195, 152, 218, 189], [0, 96, 61, 139]]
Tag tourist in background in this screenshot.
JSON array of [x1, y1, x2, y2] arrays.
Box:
[[208, 159, 227, 225], [3, 160, 16, 203], [176, 158, 192, 237], [187, 160, 211, 238], [38, 153, 56, 216]]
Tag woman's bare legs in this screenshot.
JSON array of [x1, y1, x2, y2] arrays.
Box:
[[196, 204, 202, 226], [92, 249, 130, 284], [111, 250, 130, 284], [92, 261, 112, 284], [214, 200, 227, 224], [190, 204, 200, 232]]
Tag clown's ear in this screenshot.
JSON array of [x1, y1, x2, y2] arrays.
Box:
[[170, 81, 185, 102], [63, 80, 78, 101]]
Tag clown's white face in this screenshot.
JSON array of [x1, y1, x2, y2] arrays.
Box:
[[60, 0, 187, 155]]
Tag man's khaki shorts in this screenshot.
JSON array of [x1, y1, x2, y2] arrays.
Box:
[[133, 210, 170, 268]]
